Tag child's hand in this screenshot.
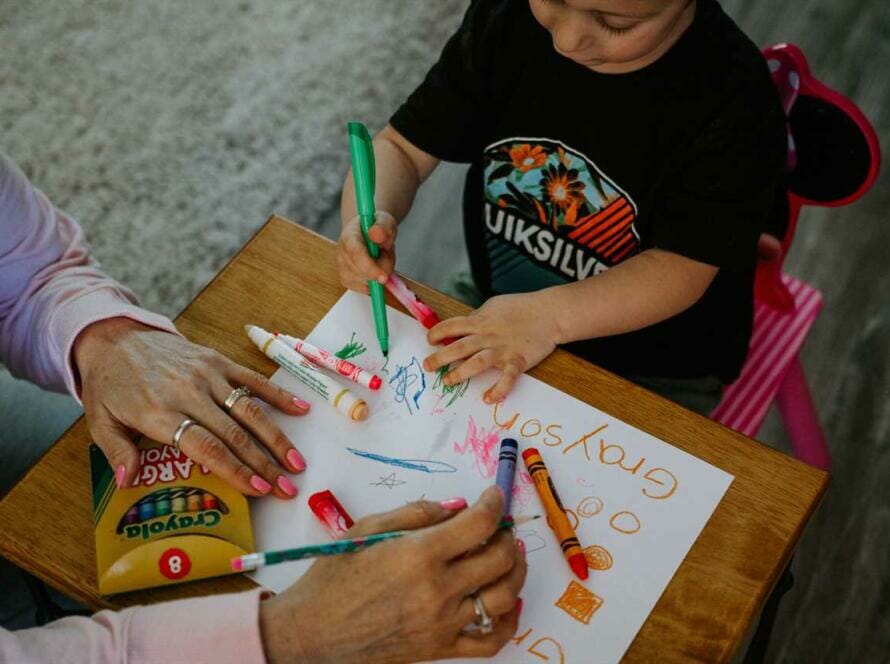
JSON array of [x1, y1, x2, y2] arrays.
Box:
[[337, 211, 398, 294], [423, 293, 559, 403]]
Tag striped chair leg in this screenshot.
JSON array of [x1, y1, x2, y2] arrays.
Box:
[[775, 357, 831, 470]]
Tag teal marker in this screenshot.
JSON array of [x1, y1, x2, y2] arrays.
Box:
[[347, 122, 389, 356]]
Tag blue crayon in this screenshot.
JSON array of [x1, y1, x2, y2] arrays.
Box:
[[495, 438, 518, 515], [138, 496, 156, 521]]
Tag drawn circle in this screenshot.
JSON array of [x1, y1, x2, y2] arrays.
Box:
[[519, 418, 543, 438], [609, 510, 641, 535], [559, 508, 579, 530], [583, 544, 613, 571], [576, 496, 604, 518], [159, 547, 191, 580]]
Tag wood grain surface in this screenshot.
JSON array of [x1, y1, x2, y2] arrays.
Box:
[[0, 216, 829, 662]]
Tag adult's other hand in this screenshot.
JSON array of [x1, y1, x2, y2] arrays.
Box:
[[74, 318, 310, 499]]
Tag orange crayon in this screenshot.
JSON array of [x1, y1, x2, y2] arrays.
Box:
[[522, 447, 588, 581]]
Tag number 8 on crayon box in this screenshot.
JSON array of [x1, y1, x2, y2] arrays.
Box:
[[90, 438, 254, 594]]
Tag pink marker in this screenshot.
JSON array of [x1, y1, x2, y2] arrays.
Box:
[[308, 490, 355, 538], [386, 274, 455, 345], [274, 333, 381, 390]]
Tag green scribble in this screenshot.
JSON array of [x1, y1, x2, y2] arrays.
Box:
[[334, 333, 367, 360], [381, 354, 391, 375], [433, 366, 469, 408]]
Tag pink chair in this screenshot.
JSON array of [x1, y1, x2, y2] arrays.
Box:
[[710, 43, 881, 469]]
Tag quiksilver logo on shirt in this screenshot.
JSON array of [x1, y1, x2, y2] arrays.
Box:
[[481, 137, 639, 288]]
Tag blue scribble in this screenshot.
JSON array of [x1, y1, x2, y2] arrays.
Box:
[[389, 356, 426, 414], [347, 447, 457, 474]]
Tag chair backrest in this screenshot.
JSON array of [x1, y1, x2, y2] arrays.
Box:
[[754, 43, 881, 311]]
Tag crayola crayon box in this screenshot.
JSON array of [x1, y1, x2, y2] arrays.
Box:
[[90, 438, 254, 594]]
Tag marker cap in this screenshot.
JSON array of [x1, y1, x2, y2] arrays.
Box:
[[308, 490, 355, 538]]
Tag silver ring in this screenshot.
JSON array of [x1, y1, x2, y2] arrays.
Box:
[[472, 593, 493, 635], [172, 418, 197, 452], [224, 385, 251, 412]]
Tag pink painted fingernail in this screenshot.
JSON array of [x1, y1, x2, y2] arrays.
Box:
[[115, 465, 126, 489], [440, 497, 468, 511], [293, 397, 311, 410], [517, 539, 526, 556], [277, 475, 298, 497], [250, 475, 273, 494], [287, 449, 306, 472], [516, 598, 524, 617]]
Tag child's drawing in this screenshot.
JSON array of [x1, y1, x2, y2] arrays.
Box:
[[453, 415, 501, 478], [555, 580, 604, 626], [334, 332, 367, 360], [346, 447, 457, 474], [516, 528, 547, 554], [250, 290, 735, 664], [370, 473, 406, 490], [453, 415, 534, 510], [432, 365, 470, 409], [582, 544, 613, 571], [389, 356, 426, 414]]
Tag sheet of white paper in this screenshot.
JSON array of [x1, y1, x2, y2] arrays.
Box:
[[249, 290, 733, 664]]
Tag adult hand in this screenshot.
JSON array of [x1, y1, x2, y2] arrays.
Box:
[[260, 487, 526, 663], [337, 211, 398, 294], [74, 317, 310, 499], [423, 292, 559, 404]]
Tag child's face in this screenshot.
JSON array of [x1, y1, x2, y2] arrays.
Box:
[[529, 0, 696, 74]]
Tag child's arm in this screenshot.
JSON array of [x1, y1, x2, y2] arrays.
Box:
[[337, 125, 439, 293], [423, 249, 717, 403]]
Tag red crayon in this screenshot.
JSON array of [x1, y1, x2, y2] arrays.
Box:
[[308, 490, 355, 538]]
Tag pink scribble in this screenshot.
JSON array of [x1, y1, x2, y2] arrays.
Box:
[[454, 416, 502, 478], [453, 417, 534, 507], [429, 396, 447, 416]]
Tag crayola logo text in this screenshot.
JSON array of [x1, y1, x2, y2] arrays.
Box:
[[124, 510, 221, 540]]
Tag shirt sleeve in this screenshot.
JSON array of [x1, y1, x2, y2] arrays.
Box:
[[389, 0, 498, 163], [0, 152, 180, 399], [648, 90, 786, 271], [0, 589, 267, 664]]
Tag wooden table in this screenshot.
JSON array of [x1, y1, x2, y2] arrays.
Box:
[[0, 216, 828, 662]]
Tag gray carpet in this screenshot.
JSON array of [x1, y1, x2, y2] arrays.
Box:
[[1, 0, 467, 317], [2, 1, 888, 662]]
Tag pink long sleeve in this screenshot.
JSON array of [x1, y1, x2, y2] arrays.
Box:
[[0, 589, 267, 664], [0, 152, 179, 398]]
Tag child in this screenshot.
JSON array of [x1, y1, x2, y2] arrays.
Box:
[[337, 0, 786, 414]]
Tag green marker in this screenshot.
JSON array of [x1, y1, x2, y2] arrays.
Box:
[[347, 121, 389, 357]]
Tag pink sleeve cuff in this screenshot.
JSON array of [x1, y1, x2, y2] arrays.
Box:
[[127, 589, 267, 664], [47, 287, 181, 402]]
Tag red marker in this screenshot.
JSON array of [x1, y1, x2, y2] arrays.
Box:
[[386, 274, 456, 345], [275, 333, 381, 390], [308, 490, 355, 538]]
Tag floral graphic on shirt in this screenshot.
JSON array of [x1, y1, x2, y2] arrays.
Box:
[[482, 137, 639, 291], [509, 144, 547, 172], [541, 163, 586, 211]]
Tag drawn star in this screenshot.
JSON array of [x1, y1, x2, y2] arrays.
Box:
[[370, 473, 406, 490]]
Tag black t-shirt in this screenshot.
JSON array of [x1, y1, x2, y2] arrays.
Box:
[[391, 0, 786, 382]]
